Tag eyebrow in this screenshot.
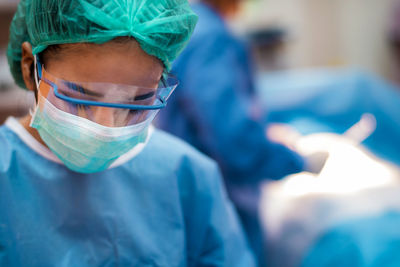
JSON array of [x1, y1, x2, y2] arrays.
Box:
[[64, 81, 104, 98], [134, 91, 155, 101]]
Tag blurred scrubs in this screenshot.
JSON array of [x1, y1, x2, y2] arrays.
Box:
[[301, 212, 400, 267], [157, 1, 304, 264]]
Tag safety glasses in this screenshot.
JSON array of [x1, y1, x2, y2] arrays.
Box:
[[34, 55, 178, 127]]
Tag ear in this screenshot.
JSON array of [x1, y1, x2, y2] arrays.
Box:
[[21, 42, 36, 92]]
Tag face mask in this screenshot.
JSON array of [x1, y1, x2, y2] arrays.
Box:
[[30, 94, 156, 173]]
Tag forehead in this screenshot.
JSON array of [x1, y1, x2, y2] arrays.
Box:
[[42, 40, 163, 87]]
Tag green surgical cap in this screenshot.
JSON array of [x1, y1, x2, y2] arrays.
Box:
[[7, 0, 198, 89]]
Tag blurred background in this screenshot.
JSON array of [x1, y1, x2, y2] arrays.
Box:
[[235, 0, 394, 78]]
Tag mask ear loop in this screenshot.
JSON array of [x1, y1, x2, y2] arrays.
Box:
[[33, 54, 41, 89], [30, 55, 41, 122]]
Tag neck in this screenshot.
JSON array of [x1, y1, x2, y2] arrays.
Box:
[[19, 114, 48, 148]]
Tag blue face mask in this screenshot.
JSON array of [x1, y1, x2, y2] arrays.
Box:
[[30, 94, 155, 173]]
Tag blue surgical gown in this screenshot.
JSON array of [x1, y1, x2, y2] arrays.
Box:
[[0, 120, 255, 266], [156, 3, 304, 264]]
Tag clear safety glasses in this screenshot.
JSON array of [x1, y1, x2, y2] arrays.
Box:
[[34, 55, 178, 127]]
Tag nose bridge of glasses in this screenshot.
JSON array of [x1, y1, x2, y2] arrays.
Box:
[[92, 106, 119, 127]]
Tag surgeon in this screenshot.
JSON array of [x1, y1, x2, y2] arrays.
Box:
[[156, 0, 305, 264], [0, 0, 255, 266]]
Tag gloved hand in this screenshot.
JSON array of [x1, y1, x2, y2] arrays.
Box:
[[267, 123, 330, 174]]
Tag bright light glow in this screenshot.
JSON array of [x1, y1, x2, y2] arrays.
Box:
[[281, 142, 397, 197]]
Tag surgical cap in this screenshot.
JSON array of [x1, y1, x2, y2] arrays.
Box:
[[7, 0, 198, 89]]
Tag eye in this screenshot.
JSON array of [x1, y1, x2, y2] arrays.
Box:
[[129, 109, 140, 115], [75, 103, 91, 110], [61, 81, 103, 100]]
